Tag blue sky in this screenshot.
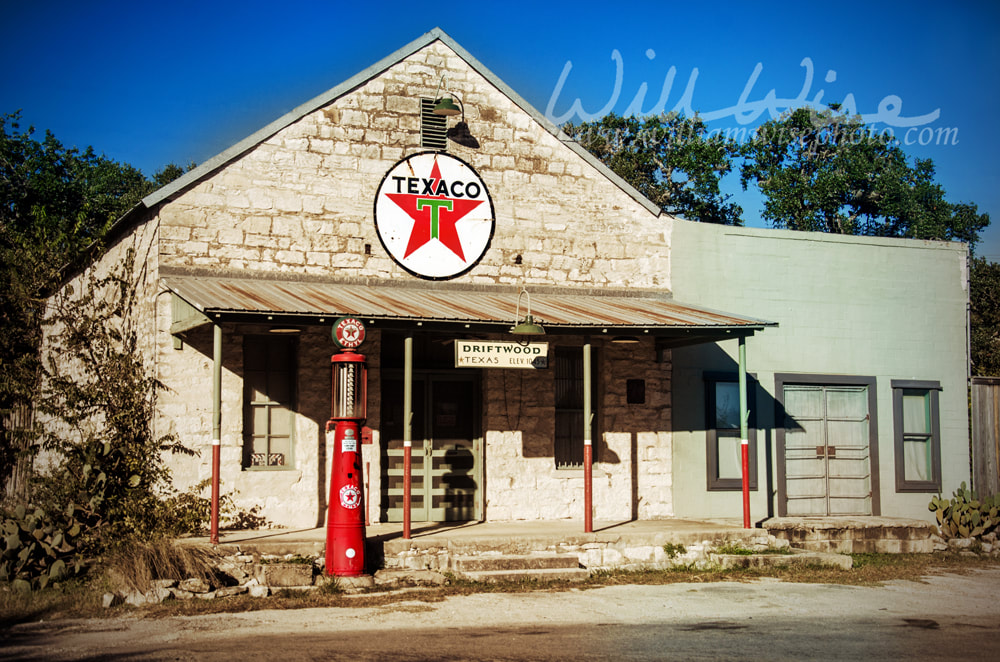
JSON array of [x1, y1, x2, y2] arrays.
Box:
[[3, 0, 998, 260]]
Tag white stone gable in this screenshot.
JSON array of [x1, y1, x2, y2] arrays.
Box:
[[156, 40, 671, 290]]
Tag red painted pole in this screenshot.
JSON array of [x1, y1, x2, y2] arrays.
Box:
[[583, 342, 593, 533], [403, 336, 412, 539], [403, 443, 412, 539], [741, 440, 751, 528], [365, 460, 370, 527], [210, 323, 221, 545], [210, 443, 220, 544], [739, 336, 751, 529], [584, 442, 593, 533]]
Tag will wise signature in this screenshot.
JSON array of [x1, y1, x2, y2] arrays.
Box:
[[544, 49, 941, 130]]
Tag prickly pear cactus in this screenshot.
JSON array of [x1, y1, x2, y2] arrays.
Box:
[[928, 482, 1000, 541], [1, 504, 84, 590]]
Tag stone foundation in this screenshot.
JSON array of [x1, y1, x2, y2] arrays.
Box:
[[764, 517, 938, 553], [381, 528, 788, 572]]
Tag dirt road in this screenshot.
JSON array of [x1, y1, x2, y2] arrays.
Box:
[[4, 569, 1000, 660]]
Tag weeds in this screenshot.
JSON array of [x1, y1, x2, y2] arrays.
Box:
[[99, 539, 219, 594], [662, 542, 687, 559], [260, 555, 314, 565], [714, 542, 793, 556], [0, 578, 102, 627], [317, 576, 343, 595]]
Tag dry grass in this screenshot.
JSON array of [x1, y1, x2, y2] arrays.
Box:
[[591, 552, 1000, 587], [99, 539, 220, 594], [0, 579, 103, 627], [3, 551, 998, 623]]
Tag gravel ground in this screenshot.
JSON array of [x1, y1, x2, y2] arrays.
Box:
[[3, 569, 1000, 660]]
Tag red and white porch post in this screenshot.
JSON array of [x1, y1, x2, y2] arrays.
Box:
[[739, 336, 751, 529], [210, 323, 222, 545], [403, 335, 413, 539], [583, 341, 593, 533]]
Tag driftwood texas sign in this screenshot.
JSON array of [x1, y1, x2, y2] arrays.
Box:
[[455, 341, 549, 369], [374, 152, 496, 280]]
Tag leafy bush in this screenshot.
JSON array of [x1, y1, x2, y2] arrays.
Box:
[[2, 249, 203, 590], [32, 250, 194, 553], [929, 482, 1000, 539], [157, 481, 269, 536]]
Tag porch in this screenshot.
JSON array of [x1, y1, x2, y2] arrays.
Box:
[[191, 516, 938, 573]]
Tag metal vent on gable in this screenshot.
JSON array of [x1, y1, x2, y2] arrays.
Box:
[[421, 98, 447, 150]]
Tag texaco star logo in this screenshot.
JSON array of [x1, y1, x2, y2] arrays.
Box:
[[333, 317, 365, 350], [339, 484, 361, 510], [374, 152, 495, 280]]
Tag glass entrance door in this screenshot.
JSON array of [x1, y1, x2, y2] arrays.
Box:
[[382, 374, 481, 522]]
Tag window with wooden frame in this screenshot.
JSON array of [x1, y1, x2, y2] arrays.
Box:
[[705, 372, 757, 491], [554, 346, 597, 469], [243, 335, 296, 469], [892, 380, 942, 492]]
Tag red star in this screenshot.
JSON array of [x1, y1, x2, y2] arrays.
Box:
[[385, 159, 484, 261]]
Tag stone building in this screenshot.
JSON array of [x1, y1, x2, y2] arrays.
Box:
[[49, 28, 970, 529]]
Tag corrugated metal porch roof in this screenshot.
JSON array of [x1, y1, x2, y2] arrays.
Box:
[[162, 273, 775, 334]]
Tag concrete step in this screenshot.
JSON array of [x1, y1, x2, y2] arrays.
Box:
[[452, 553, 581, 573], [710, 547, 852, 570], [459, 567, 592, 584], [764, 517, 937, 554]]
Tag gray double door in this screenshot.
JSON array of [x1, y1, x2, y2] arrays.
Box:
[[781, 383, 874, 516], [381, 373, 482, 522]]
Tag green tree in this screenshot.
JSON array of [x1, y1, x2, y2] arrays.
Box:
[[564, 112, 743, 225], [0, 112, 190, 501], [740, 108, 990, 248], [971, 258, 1000, 377]]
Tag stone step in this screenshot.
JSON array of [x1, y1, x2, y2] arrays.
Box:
[[764, 517, 937, 554], [458, 567, 592, 584], [710, 548, 853, 570], [452, 553, 581, 573]]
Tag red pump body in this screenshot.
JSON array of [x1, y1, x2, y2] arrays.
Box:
[[325, 350, 367, 577]]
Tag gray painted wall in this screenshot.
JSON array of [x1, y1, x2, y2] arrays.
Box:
[[670, 219, 969, 522]]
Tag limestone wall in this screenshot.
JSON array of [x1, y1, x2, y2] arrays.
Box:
[[37, 221, 161, 468], [483, 336, 671, 521], [154, 41, 668, 289]]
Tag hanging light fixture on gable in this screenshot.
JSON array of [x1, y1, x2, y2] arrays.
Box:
[[433, 97, 462, 116], [431, 75, 480, 149]]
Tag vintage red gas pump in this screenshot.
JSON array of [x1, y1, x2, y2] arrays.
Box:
[[325, 317, 368, 577]]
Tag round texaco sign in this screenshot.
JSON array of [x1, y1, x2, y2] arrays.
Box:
[[332, 317, 365, 350], [339, 484, 361, 510], [374, 152, 495, 280]]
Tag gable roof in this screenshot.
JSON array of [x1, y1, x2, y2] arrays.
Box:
[[113, 27, 660, 236]]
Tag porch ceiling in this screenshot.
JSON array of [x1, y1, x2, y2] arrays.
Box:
[[161, 270, 776, 339]]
